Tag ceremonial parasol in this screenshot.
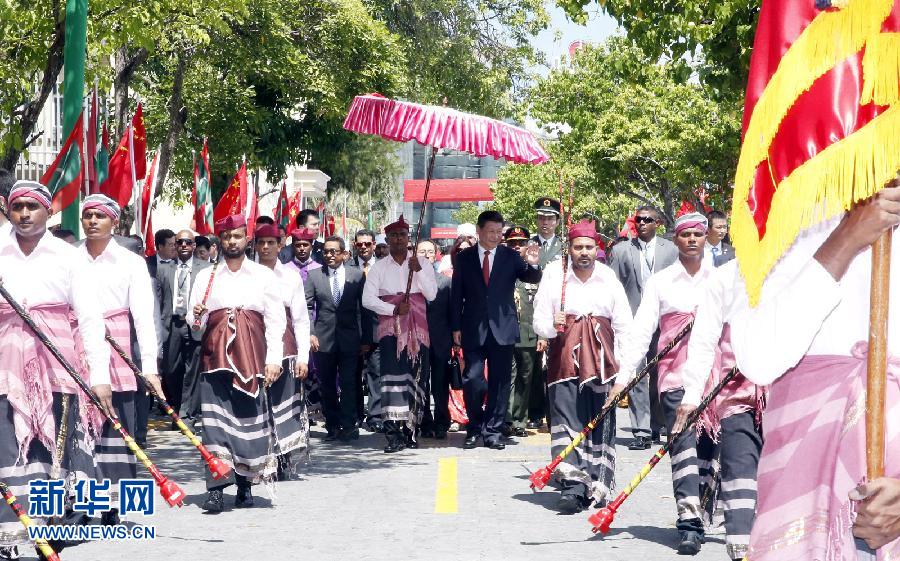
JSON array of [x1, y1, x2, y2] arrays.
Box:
[[732, 0, 900, 487], [343, 93, 550, 295]]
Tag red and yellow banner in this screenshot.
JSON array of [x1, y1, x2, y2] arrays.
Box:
[[733, 0, 900, 305]]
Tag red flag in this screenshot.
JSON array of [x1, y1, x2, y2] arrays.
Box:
[[192, 140, 214, 235], [42, 112, 85, 213], [103, 104, 148, 208], [87, 89, 98, 193], [142, 152, 159, 256], [213, 160, 248, 224]]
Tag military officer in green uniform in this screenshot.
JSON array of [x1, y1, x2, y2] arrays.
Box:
[[531, 197, 563, 269]]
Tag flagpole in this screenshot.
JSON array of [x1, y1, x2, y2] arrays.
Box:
[[142, 144, 161, 241], [60, 0, 86, 237], [128, 103, 139, 237], [866, 230, 890, 482]]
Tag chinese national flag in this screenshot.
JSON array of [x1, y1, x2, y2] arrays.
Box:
[[286, 191, 301, 229], [731, 0, 900, 305], [213, 160, 248, 224]]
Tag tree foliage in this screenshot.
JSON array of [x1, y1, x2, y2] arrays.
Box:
[[491, 37, 740, 231]]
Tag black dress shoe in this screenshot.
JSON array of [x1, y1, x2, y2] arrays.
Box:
[[651, 430, 662, 444], [420, 428, 435, 439], [557, 494, 585, 514], [235, 485, 254, 508], [677, 531, 702, 555], [202, 489, 225, 513], [628, 436, 652, 450], [500, 423, 513, 437], [526, 420, 541, 430], [366, 418, 384, 433], [486, 440, 505, 450], [403, 427, 419, 449], [338, 428, 360, 442], [384, 433, 406, 453], [324, 430, 339, 441], [512, 427, 528, 438], [463, 435, 479, 449], [101, 508, 120, 526], [433, 430, 447, 440]]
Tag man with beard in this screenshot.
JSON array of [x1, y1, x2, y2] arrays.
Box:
[[255, 224, 310, 479], [362, 216, 437, 453], [0, 181, 110, 558], [533, 220, 632, 513], [188, 214, 286, 512], [609, 212, 716, 555], [77, 194, 165, 523]]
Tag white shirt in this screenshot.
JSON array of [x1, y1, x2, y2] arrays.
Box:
[[324, 264, 346, 301], [637, 236, 658, 281], [703, 241, 723, 268], [476, 244, 497, 275], [186, 257, 286, 366], [271, 260, 311, 360], [532, 260, 633, 366], [681, 259, 739, 406], [0, 221, 10, 248], [0, 229, 110, 385], [617, 258, 714, 385], [537, 233, 556, 247], [731, 215, 900, 385], [171, 257, 194, 313], [362, 254, 438, 316], [77, 238, 160, 375]]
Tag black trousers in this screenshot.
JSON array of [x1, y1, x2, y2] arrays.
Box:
[[527, 349, 546, 423], [314, 349, 359, 431], [162, 317, 202, 418], [422, 346, 451, 432], [462, 331, 514, 445]]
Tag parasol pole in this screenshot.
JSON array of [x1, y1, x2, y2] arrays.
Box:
[[404, 144, 438, 299], [557, 170, 568, 333], [866, 229, 890, 481]]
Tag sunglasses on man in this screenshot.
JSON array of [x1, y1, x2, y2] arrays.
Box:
[[176, 239, 195, 246], [355, 241, 373, 248], [635, 216, 657, 225]]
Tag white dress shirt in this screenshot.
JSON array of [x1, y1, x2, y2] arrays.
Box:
[[681, 260, 739, 406], [731, 215, 900, 385], [532, 260, 633, 365], [0, 229, 110, 385], [171, 257, 193, 313], [537, 233, 556, 247], [325, 264, 346, 301], [186, 257, 286, 366], [617, 258, 714, 385], [0, 221, 10, 248], [77, 238, 160, 375], [362, 254, 438, 316], [476, 243, 497, 275], [638, 236, 658, 281], [271, 260, 311, 360], [703, 241, 723, 269]]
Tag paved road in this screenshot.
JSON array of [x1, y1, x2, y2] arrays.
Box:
[[28, 410, 727, 561]]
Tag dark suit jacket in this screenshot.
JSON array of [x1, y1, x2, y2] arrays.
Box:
[[305, 265, 371, 353], [278, 240, 324, 265], [608, 236, 678, 313], [145, 255, 163, 280], [348, 255, 379, 344], [450, 245, 542, 348], [427, 274, 453, 359], [714, 241, 736, 267], [158, 257, 212, 352]]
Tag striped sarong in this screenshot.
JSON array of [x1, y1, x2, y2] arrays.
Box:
[[269, 357, 309, 472], [548, 379, 616, 503], [378, 336, 427, 424], [93, 391, 137, 499], [748, 343, 900, 561]]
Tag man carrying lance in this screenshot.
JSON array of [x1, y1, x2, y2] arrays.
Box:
[[188, 214, 286, 512], [532, 220, 632, 514], [362, 216, 437, 453], [608, 212, 716, 555], [77, 193, 165, 524], [674, 258, 765, 561], [730, 185, 900, 559], [254, 223, 310, 480], [0, 181, 111, 558]]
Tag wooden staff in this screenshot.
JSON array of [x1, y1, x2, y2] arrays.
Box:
[[403, 145, 438, 300], [529, 321, 693, 491], [0, 282, 186, 508], [866, 229, 890, 481], [557, 171, 569, 333], [589, 367, 739, 535], [0, 481, 61, 561], [105, 334, 232, 480]]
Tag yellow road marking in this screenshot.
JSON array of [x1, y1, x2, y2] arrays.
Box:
[[434, 457, 458, 514]]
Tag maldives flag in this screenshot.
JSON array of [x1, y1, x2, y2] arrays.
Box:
[[192, 140, 214, 235], [273, 181, 289, 228], [213, 160, 248, 224], [731, 0, 900, 305], [86, 88, 110, 194], [103, 104, 148, 208], [142, 152, 159, 256], [42, 111, 85, 213]]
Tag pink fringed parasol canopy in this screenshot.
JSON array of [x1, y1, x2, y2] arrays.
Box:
[[342, 93, 550, 165]]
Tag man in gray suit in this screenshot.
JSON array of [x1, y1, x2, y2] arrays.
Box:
[[158, 229, 212, 422], [608, 206, 678, 449], [305, 236, 371, 441]]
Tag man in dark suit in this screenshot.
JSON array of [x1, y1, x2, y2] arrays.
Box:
[[704, 210, 735, 267], [451, 210, 542, 449], [158, 229, 212, 421], [608, 205, 678, 449], [305, 235, 371, 441], [417, 239, 452, 439], [147, 229, 176, 279], [278, 208, 325, 265], [348, 228, 382, 430]]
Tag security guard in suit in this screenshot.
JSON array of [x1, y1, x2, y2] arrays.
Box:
[[530, 197, 563, 269]]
